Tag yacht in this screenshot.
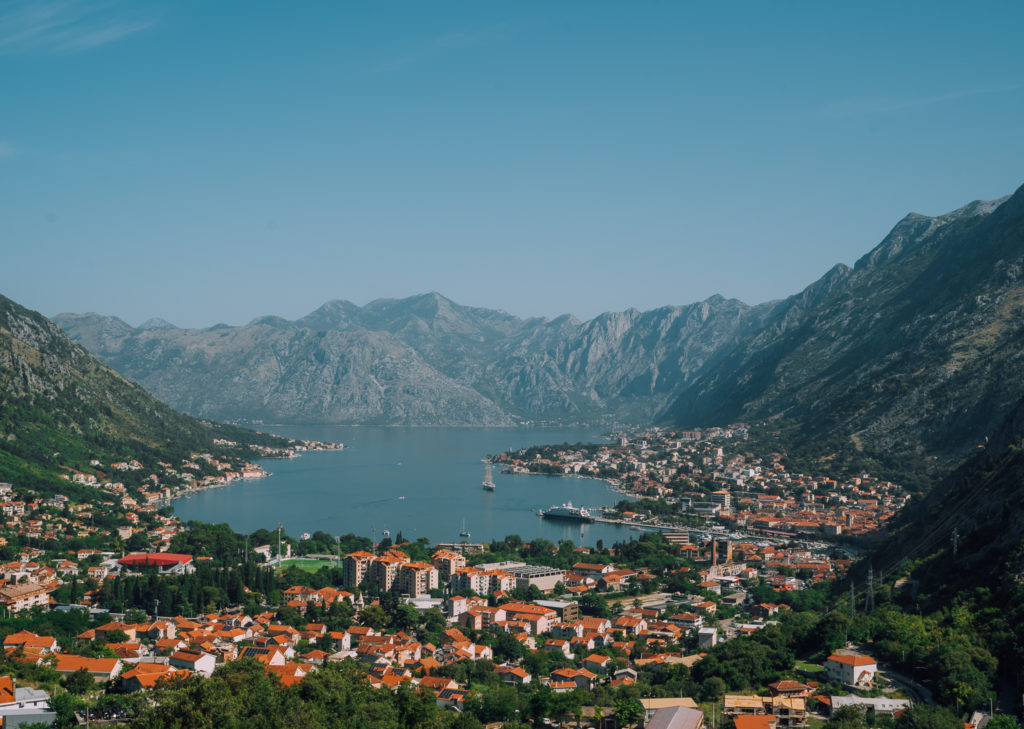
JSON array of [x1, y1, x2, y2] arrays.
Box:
[[540, 501, 595, 523], [481, 461, 496, 491]]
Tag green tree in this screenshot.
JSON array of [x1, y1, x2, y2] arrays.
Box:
[[824, 706, 869, 729], [987, 716, 1022, 729], [61, 668, 94, 695], [614, 697, 644, 727], [895, 706, 961, 729]]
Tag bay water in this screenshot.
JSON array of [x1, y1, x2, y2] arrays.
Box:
[[171, 426, 640, 547]]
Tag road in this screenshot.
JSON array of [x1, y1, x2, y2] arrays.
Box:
[[877, 664, 935, 706]]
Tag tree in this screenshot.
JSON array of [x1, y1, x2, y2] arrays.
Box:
[[614, 698, 644, 727], [49, 692, 86, 729], [61, 668, 94, 695], [579, 593, 610, 618], [824, 706, 869, 729], [895, 705, 961, 729], [700, 676, 727, 701], [988, 717, 1022, 729]]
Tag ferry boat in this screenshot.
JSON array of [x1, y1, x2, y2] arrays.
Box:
[[481, 462, 496, 491], [540, 501, 595, 523]]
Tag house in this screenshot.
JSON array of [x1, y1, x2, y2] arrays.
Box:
[[768, 681, 812, 698], [612, 615, 647, 636], [697, 627, 718, 649], [3, 631, 59, 655], [169, 649, 217, 677], [647, 705, 705, 729], [582, 654, 612, 674], [120, 664, 185, 692], [724, 696, 807, 729], [825, 653, 877, 687], [734, 716, 778, 729], [543, 639, 573, 659], [667, 613, 703, 630], [53, 654, 123, 681], [550, 667, 597, 691], [640, 698, 701, 725], [436, 688, 469, 711], [418, 676, 457, 694], [829, 696, 912, 716], [496, 665, 532, 685]]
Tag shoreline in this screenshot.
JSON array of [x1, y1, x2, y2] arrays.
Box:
[[162, 440, 346, 506]]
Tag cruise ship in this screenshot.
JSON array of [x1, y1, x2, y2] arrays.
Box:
[[540, 501, 594, 523]]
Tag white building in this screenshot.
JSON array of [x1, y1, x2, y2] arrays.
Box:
[[825, 654, 877, 686]]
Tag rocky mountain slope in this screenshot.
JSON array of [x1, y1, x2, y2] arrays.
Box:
[[664, 186, 1024, 467], [0, 294, 289, 486]]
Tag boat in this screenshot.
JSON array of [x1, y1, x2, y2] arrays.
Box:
[[540, 501, 595, 523], [459, 519, 471, 538], [481, 462, 496, 491]]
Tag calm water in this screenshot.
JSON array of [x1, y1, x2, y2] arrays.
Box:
[[171, 426, 639, 547]]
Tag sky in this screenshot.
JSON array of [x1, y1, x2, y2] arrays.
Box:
[[2, 1, 1023, 328]]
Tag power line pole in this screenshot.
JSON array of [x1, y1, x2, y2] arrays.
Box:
[[865, 564, 874, 612], [952, 528, 959, 560], [850, 581, 856, 618]]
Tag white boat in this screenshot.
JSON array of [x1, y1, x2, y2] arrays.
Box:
[[481, 462, 496, 491], [540, 501, 595, 523], [459, 519, 471, 538]]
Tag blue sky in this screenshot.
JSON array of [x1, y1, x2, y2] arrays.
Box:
[[2, 1, 1023, 327]]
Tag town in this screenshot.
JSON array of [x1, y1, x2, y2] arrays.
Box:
[[496, 426, 910, 543], [0, 427, 946, 728]]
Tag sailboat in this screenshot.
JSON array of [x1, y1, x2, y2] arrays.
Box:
[[459, 519, 471, 538], [481, 461, 496, 491]]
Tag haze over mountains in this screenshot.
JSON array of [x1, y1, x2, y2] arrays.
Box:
[[56, 184, 1024, 469]]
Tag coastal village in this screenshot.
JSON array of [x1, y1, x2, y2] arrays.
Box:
[[496, 426, 911, 542], [0, 427, 921, 727]]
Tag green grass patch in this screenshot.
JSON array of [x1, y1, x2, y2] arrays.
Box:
[[278, 558, 335, 573], [795, 660, 825, 673]]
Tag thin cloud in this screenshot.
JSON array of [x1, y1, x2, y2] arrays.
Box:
[[0, 0, 155, 55], [366, 24, 510, 76], [0, 141, 17, 157], [819, 82, 1024, 118]]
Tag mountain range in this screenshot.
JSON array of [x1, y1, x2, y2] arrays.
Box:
[[55, 184, 1024, 472]]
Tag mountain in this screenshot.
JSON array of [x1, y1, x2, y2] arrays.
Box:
[[664, 186, 1024, 468], [0, 293, 288, 487], [54, 184, 1024, 471], [867, 392, 1024, 595], [55, 293, 765, 427]]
